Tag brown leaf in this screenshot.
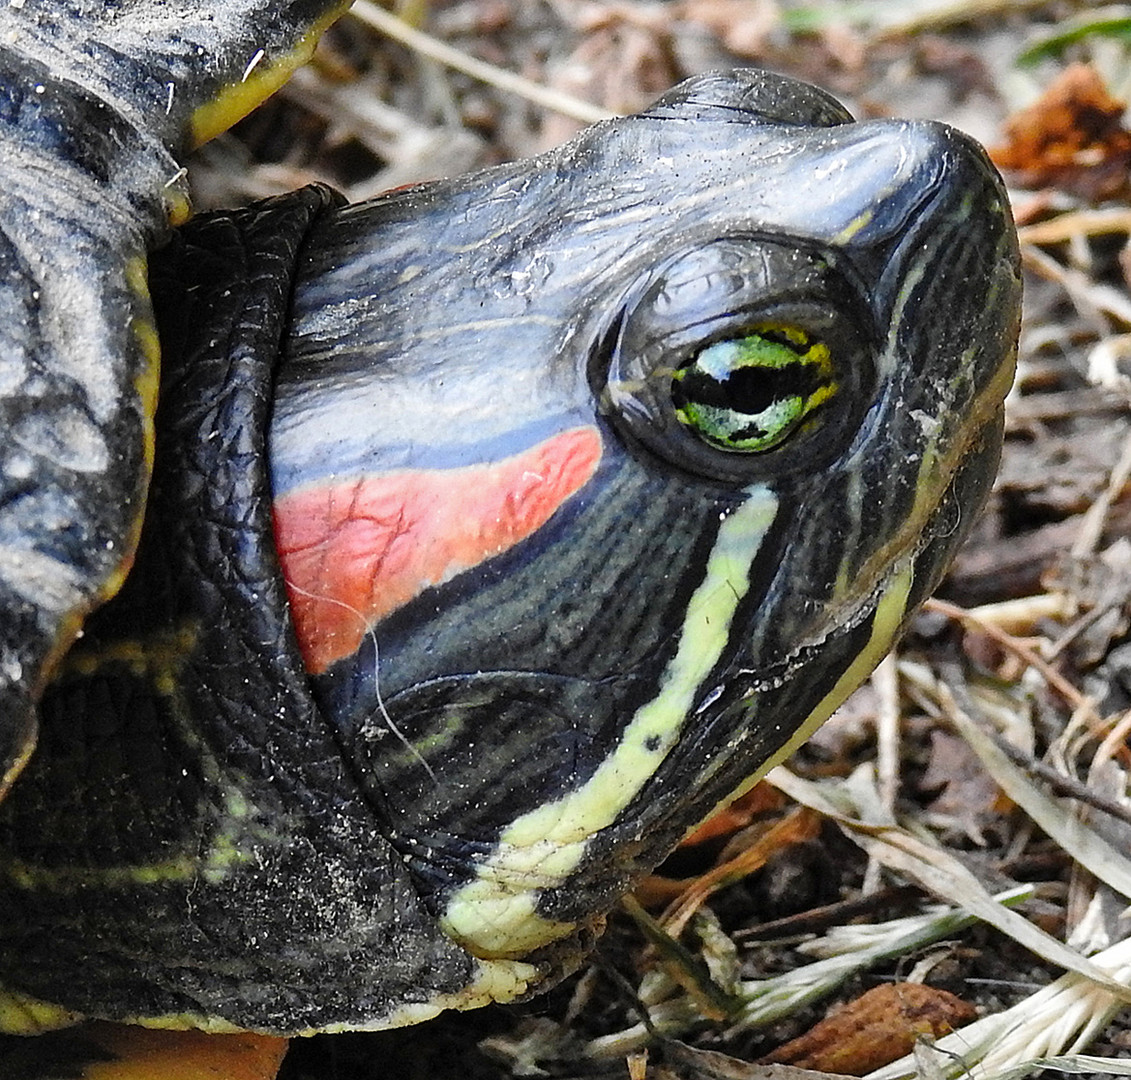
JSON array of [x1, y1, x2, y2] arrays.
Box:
[[762, 983, 976, 1075], [682, 783, 786, 847], [635, 806, 821, 927], [991, 63, 1131, 200]]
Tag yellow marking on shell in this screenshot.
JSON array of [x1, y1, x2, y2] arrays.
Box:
[[0, 987, 83, 1035], [60, 625, 197, 685], [3, 857, 199, 894], [9, 625, 271, 891], [126, 1013, 245, 1035], [0, 729, 35, 803], [93, 255, 162, 611], [441, 487, 780, 958], [314, 956, 541, 1035], [0, 255, 164, 797], [0, 956, 542, 1037], [128, 258, 161, 459], [189, 2, 352, 147], [2, 780, 262, 894]]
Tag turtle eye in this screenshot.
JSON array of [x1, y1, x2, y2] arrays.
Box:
[[671, 323, 837, 453], [596, 237, 874, 483]]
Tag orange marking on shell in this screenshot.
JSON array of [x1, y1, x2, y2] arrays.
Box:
[[273, 426, 603, 674]]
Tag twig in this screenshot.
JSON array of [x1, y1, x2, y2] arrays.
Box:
[[734, 884, 920, 941], [871, 0, 1063, 39], [924, 598, 1099, 722], [1019, 208, 1131, 247], [350, 1, 617, 124]]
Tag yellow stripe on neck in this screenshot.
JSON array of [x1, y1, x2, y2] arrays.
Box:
[[441, 487, 779, 959]]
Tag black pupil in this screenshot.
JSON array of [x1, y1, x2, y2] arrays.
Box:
[[673, 355, 823, 415]]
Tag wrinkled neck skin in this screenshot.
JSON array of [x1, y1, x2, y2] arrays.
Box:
[[268, 69, 1020, 961], [0, 0, 349, 790]]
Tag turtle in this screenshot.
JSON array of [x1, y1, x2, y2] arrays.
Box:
[[0, 0, 1021, 1046]]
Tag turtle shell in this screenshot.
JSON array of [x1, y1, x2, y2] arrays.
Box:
[[0, 0, 351, 794]]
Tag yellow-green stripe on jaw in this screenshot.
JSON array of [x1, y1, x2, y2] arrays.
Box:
[[694, 560, 914, 827], [440, 486, 780, 959], [706, 337, 1016, 828]]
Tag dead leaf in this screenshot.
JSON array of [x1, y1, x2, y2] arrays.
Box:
[[991, 63, 1131, 200], [919, 729, 1009, 845], [761, 983, 976, 1075], [683, 784, 787, 848]]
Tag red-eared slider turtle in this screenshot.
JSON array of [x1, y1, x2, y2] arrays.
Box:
[[0, 0, 1020, 1043]]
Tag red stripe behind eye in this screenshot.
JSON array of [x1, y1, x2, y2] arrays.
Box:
[[273, 426, 603, 674]]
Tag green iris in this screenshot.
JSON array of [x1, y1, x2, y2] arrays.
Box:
[[672, 323, 838, 452]]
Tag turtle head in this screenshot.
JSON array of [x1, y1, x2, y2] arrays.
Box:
[[269, 70, 1019, 965], [0, 68, 1020, 1034]]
